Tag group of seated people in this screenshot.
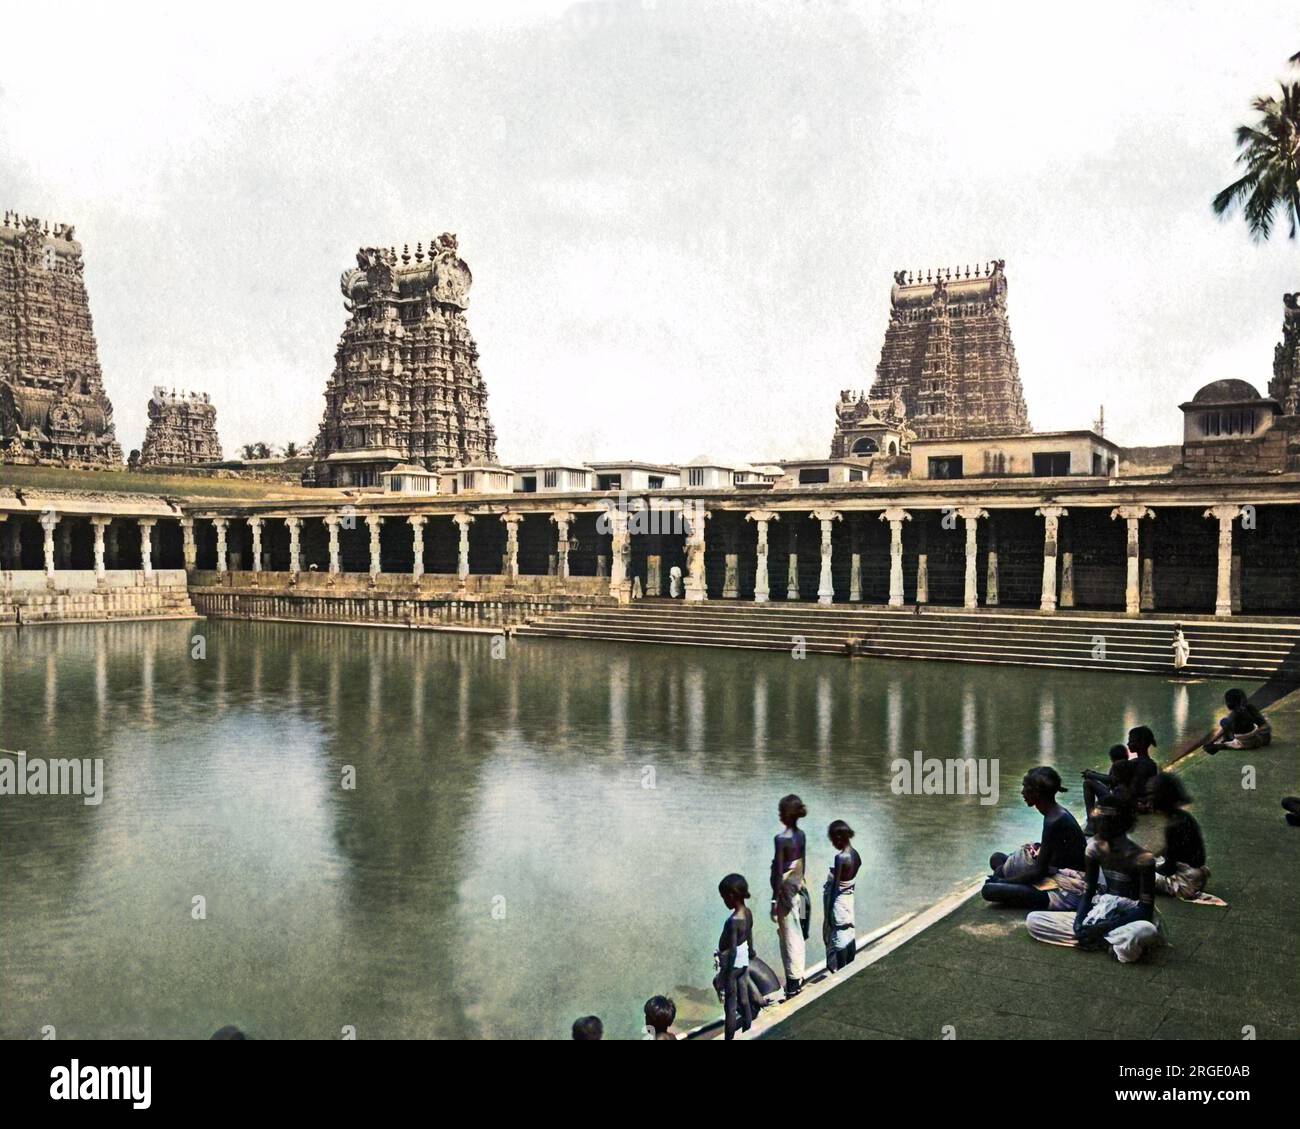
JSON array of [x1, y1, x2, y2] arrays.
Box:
[[980, 704, 1239, 961]]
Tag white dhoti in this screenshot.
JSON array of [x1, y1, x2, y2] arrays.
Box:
[[1026, 894, 1164, 963], [774, 858, 808, 984], [1154, 861, 1209, 900]]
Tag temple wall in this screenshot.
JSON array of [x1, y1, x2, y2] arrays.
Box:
[[189, 570, 614, 628], [1, 568, 193, 624]]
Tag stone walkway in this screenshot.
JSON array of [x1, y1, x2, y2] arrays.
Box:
[[763, 693, 1300, 1041]]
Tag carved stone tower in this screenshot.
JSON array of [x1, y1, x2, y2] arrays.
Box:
[[138, 388, 223, 467], [310, 233, 498, 488], [1269, 291, 1300, 415], [867, 261, 1030, 440], [0, 213, 123, 467]]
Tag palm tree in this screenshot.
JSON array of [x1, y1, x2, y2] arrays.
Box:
[[1212, 74, 1300, 241], [283, 441, 300, 458]]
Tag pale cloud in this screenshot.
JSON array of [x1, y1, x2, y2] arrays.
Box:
[[1, 0, 1296, 462]]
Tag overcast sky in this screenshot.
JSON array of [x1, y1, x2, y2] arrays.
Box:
[[2, 0, 1297, 464]]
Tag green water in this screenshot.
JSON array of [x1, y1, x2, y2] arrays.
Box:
[[0, 620, 1233, 1039]]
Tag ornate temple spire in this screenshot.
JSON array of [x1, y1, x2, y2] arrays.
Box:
[[1270, 291, 1300, 415], [870, 260, 1030, 440], [0, 216, 122, 467], [310, 232, 498, 488]]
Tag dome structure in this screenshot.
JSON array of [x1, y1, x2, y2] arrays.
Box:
[[1190, 379, 1263, 405]]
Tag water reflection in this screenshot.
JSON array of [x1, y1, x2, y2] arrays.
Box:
[[0, 621, 1235, 1041]]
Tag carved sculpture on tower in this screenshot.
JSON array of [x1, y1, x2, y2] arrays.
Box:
[[1269, 291, 1300, 415], [865, 261, 1030, 440], [0, 213, 123, 467], [138, 387, 223, 467], [310, 232, 498, 487], [829, 388, 914, 457]]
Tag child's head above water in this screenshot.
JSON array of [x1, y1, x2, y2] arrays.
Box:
[[828, 819, 855, 851]]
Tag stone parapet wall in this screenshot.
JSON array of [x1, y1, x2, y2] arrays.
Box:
[[191, 582, 612, 629], [1, 568, 195, 624], [185, 570, 611, 599]]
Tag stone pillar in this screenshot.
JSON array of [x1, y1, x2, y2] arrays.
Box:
[[880, 507, 910, 607], [1111, 506, 1154, 616], [366, 515, 383, 579], [1140, 520, 1155, 612], [453, 513, 473, 582], [286, 517, 302, 576], [56, 522, 72, 569], [684, 508, 710, 602], [325, 514, 341, 575], [249, 517, 263, 573], [811, 509, 841, 606], [550, 511, 571, 581], [1035, 506, 1067, 612], [409, 516, 426, 580], [721, 525, 739, 598], [957, 507, 988, 610], [138, 518, 156, 577], [180, 517, 196, 570], [915, 522, 929, 605], [502, 513, 522, 583], [91, 517, 110, 582], [646, 553, 662, 597], [1059, 521, 1074, 609], [745, 510, 778, 603], [1203, 504, 1240, 617], [608, 509, 631, 600], [39, 511, 58, 580], [3, 517, 19, 570], [848, 521, 863, 603], [786, 538, 800, 601], [984, 515, 999, 607], [214, 517, 229, 573]]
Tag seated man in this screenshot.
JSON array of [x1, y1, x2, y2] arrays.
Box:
[[1205, 689, 1271, 754], [1026, 797, 1162, 963], [1151, 772, 1209, 899], [1082, 745, 1136, 832], [982, 767, 1088, 911]]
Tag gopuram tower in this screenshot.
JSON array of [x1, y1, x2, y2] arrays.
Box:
[[865, 261, 1030, 441], [1269, 291, 1300, 415], [138, 388, 223, 467], [0, 213, 123, 467], [310, 232, 497, 487]]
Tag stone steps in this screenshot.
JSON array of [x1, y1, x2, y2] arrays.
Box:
[[513, 602, 1300, 677]]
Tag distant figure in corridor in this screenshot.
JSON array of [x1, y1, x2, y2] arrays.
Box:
[[1151, 773, 1210, 900], [770, 794, 810, 998], [668, 565, 683, 598], [1025, 798, 1162, 963], [1171, 624, 1191, 671], [1205, 688, 1271, 754], [643, 995, 678, 1040], [571, 1015, 603, 1040], [822, 820, 861, 973], [981, 767, 1088, 911], [715, 873, 756, 1040]]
